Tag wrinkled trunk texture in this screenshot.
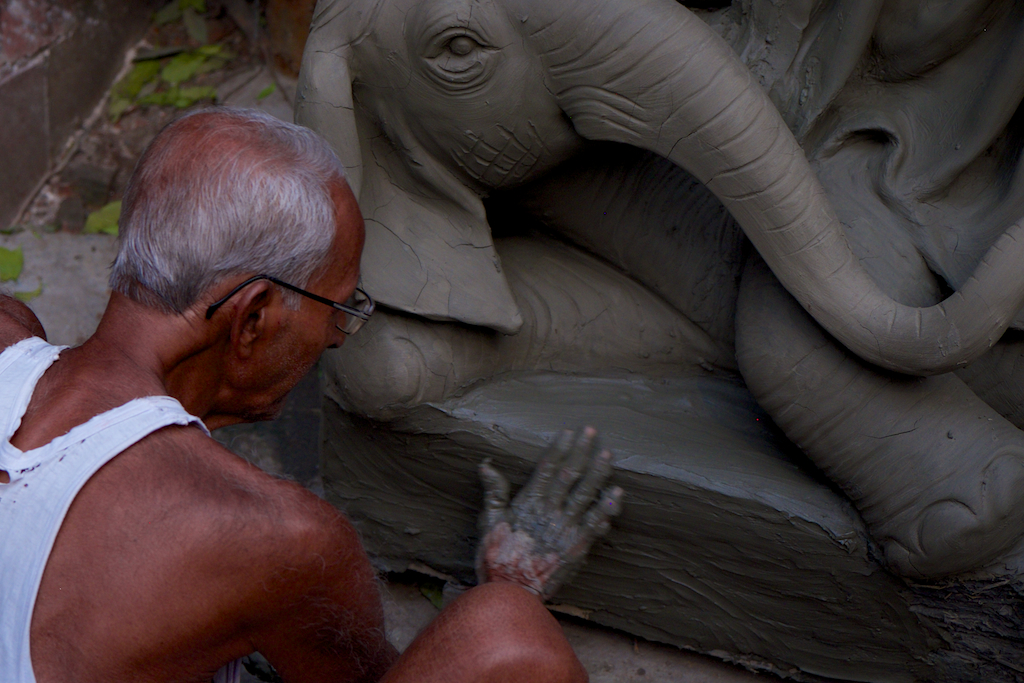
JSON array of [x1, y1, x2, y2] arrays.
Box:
[[514, 0, 1024, 376]]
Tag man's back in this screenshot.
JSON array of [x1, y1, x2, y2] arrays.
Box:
[[31, 428, 383, 682], [0, 302, 390, 683]]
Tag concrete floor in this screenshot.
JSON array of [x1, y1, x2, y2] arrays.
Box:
[[2, 54, 793, 683], [381, 581, 780, 683]]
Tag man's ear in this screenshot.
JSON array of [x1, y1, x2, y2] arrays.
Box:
[[227, 281, 275, 359]]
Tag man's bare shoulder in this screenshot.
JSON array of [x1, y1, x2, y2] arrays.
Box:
[[134, 428, 377, 642], [78, 424, 359, 614], [0, 294, 46, 350], [121, 425, 349, 562], [37, 423, 372, 682], [0, 295, 46, 349], [67, 422, 357, 610]]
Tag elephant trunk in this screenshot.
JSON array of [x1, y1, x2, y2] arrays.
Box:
[[515, 0, 1024, 376]]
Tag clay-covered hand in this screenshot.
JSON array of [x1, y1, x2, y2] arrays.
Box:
[[475, 426, 624, 600]]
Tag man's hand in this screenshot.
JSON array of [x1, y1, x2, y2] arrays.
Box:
[[476, 427, 624, 600]]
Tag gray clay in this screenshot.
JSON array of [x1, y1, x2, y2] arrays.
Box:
[[476, 427, 623, 600], [297, 0, 1024, 679]]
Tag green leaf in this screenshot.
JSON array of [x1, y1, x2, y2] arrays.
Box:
[[140, 86, 210, 108], [179, 0, 206, 12], [178, 85, 218, 102], [0, 246, 23, 282], [161, 51, 207, 87], [114, 60, 162, 100], [84, 201, 122, 236], [14, 283, 42, 303], [194, 56, 226, 75], [419, 584, 444, 610], [137, 90, 170, 106], [137, 86, 185, 107], [109, 95, 132, 121], [196, 44, 222, 56], [256, 83, 277, 101], [137, 79, 159, 100], [135, 45, 186, 61], [158, 84, 217, 108], [182, 6, 208, 44], [153, 1, 182, 25]]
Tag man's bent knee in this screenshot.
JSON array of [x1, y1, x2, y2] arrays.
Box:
[[464, 583, 586, 683]]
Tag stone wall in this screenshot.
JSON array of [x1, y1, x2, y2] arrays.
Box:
[[0, 0, 161, 229]]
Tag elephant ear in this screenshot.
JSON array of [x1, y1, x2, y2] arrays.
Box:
[[353, 108, 523, 334], [295, 19, 522, 335]]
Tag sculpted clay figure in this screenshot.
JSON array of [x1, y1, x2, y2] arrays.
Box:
[[298, 0, 1024, 577], [296, 1, 1024, 675]]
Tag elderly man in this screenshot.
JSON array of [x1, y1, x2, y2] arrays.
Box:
[[0, 109, 621, 683]]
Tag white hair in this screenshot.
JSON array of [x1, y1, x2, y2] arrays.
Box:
[[110, 107, 347, 313]]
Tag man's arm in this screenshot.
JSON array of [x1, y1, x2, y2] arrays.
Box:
[[0, 293, 45, 345], [248, 427, 620, 682], [236, 482, 398, 683], [208, 428, 619, 683]]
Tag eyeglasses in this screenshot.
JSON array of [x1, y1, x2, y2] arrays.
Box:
[[205, 274, 375, 335]]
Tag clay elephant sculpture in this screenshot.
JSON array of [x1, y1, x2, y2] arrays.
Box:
[[296, 0, 1024, 578]]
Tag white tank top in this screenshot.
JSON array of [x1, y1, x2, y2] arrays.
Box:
[[0, 336, 242, 683]]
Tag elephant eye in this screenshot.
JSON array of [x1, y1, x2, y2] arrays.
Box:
[[447, 36, 478, 56], [422, 30, 495, 89]]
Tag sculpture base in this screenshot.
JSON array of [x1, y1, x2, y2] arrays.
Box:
[[320, 371, 1021, 682]]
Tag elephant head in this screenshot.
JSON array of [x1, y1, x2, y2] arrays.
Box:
[[296, 0, 1024, 375]]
